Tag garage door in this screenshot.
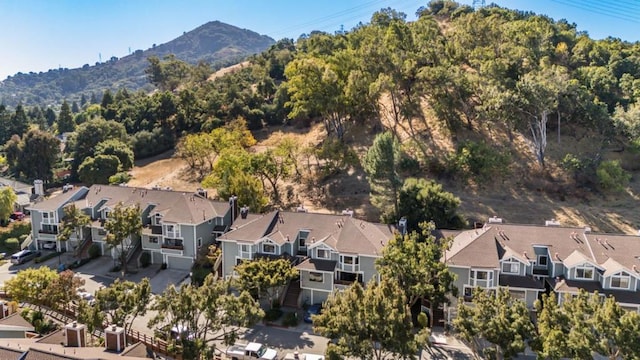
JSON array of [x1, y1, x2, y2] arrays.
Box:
[[166, 256, 193, 270]]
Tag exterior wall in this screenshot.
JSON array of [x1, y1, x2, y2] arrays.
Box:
[[603, 274, 637, 291], [552, 261, 565, 278], [165, 255, 193, 270], [301, 288, 331, 306], [179, 224, 195, 258], [450, 266, 470, 299], [0, 330, 26, 338], [525, 289, 539, 308], [300, 270, 333, 291], [151, 251, 163, 265], [30, 211, 42, 240], [195, 219, 217, 252], [359, 255, 378, 283], [141, 234, 161, 250], [221, 241, 239, 277]]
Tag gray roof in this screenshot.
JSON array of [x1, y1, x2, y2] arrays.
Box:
[[27, 187, 88, 212], [0, 177, 32, 193], [219, 210, 395, 256], [297, 258, 337, 272], [554, 278, 640, 305], [82, 185, 229, 224], [499, 274, 545, 290]]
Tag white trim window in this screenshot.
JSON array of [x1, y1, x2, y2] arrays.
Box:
[[239, 244, 253, 260], [537, 255, 548, 266], [610, 273, 631, 289], [470, 269, 494, 288], [501, 260, 520, 274], [316, 248, 330, 259], [262, 242, 276, 254], [309, 272, 323, 283], [575, 265, 594, 280]]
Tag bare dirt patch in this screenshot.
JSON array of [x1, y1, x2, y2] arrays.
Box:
[[127, 150, 201, 192]]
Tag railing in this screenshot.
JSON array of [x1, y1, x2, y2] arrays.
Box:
[[127, 329, 176, 359], [125, 239, 142, 264], [75, 233, 93, 257], [165, 231, 181, 238], [21, 234, 32, 250], [38, 229, 58, 235], [338, 263, 359, 272]]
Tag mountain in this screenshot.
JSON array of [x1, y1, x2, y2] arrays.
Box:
[[0, 21, 275, 107]]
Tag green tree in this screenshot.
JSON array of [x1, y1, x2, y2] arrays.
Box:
[[376, 222, 457, 326], [5, 267, 59, 308], [596, 160, 630, 193], [94, 139, 134, 171], [453, 288, 535, 360], [78, 278, 151, 339], [234, 258, 298, 308], [148, 275, 264, 359], [397, 177, 466, 230], [313, 279, 428, 360], [58, 204, 90, 255], [57, 100, 75, 133], [70, 118, 128, 178], [362, 132, 403, 222], [78, 155, 121, 185], [14, 129, 61, 182], [104, 202, 142, 276], [532, 293, 570, 360], [41, 270, 85, 314], [250, 149, 291, 203], [592, 295, 640, 359], [0, 187, 17, 223]]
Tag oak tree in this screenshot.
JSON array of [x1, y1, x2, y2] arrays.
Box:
[[104, 202, 142, 275]]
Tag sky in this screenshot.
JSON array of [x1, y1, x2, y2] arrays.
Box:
[[0, 0, 638, 81]]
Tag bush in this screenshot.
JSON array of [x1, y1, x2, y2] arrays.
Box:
[[5, 238, 19, 252], [68, 258, 91, 269], [264, 308, 283, 322], [108, 172, 132, 185], [597, 160, 631, 193], [88, 244, 101, 259], [448, 141, 510, 182], [34, 252, 60, 263], [282, 312, 299, 327], [191, 266, 211, 286], [140, 251, 151, 268]]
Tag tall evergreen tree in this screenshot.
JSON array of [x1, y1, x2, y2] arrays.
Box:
[[57, 100, 75, 133], [362, 131, 403, 222]]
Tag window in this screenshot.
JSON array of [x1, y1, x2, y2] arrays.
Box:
[[309, 272, 323, 282], [509, 290, 526, 301], [149, 236, 159, 244], [298, 230, 310, 247], [501, 260, 520, 274], [463, 286, 473, 299], [611, 273, 631, 289], [341, 255, 358, 265], [575, 266, 594, 280], [317, 249, 330, 259], [239, 244, 253, 259], [470, 269, 494, 287], [537, 255, 548, 266], [153, 213, 162, 226], [262, 243, 276, 254]]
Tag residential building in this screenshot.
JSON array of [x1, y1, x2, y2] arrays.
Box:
[[27, 185, 233, 271], [445, 217, 640, 316], [217, 209, 395, 306]]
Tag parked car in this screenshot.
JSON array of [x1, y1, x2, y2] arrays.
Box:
[[304, 304, 322, 324], [42, 242, 57, 250], [284, 352, 324, 360], [10, 250, 40, 264], [9, 212, 24, 221], [75, 291, 96, 305], [225, 342, 278, 360]]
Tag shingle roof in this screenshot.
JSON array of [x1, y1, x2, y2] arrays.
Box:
[[83, 185, 229, 224], [0, 345, 23, 360], [0, 313, 34, 331], [499, 274, 545, 290], [27, 187, 88, 212], [297, 258, 337, 272], [554, 278, 640, 305], [219, 210, 395, 256]]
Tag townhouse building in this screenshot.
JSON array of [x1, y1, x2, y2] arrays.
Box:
[[28, 185, 234, 270], [445, 217, 640, 314], [217, 209, 395, 306]]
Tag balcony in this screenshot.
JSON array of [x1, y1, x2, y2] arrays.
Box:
[[334, 272, 363, 290], [162, 241, 183, 250], [338, 262, 359, 272]]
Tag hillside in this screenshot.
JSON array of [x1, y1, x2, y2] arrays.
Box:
[[0, 21, 274, 107]]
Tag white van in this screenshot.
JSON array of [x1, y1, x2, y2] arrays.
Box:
[[10, 250, 40, 264]]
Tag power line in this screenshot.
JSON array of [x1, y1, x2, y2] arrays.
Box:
[[572, 0, 640, 19], [551, 0, 639, 23]]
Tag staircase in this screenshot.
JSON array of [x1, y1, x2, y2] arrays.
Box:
[[282, 280, 301, 308], [126, 240, 142, 270], [75, 234, 93, 258]]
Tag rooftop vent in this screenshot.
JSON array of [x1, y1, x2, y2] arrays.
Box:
[[341, 208, 354, 217], [488, 216, 503, 224], [584, 226, 592, 233], [545, 219, 561, 226]]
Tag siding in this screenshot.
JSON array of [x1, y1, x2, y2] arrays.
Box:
[[141, 234, 161, 250], [195, 220, 216, 254], [221, 241, 239, 277], [300, 270, 333, 291], [449, 266, 470, 308], [180, 224, 195, 258], [359, 256, 378, 283], [525, 289, 539, 308]]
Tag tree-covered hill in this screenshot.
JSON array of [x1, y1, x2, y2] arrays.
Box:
[[0, 21, 274, 107]]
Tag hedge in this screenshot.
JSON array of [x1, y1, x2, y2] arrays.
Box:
[[34, 252, 61, 263]]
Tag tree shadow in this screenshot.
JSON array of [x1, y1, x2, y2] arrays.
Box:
[[240, 325, 316, 351]]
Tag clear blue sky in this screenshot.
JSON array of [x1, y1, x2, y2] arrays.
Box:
[[0, 0, 638, 81]]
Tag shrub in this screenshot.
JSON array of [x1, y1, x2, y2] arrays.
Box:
[[448, 141, 510, 182], [597, 160, 631, 193], [35, 252, 60, 263], [191, 266, 212, 286], [108, 172, 132, 185], [140, 251, 151, 268], [264, 308, 283, 322], [88, 244, 101, 259], [69, 258, 91, 269], [282, 312, 299, 327], [5, 238, 19, 252]]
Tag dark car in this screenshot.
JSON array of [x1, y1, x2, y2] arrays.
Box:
[[304, 304, 322, 323]]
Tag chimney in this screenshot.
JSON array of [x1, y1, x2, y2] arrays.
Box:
[[398, 217, 407, 236], [33, 180, 44, 196], [0, 301, 11, 319], [64, 321, 86, 347], [584, 226, 591, 233], [545, 219, 561, 226], [240, 206, 249, 219], [229, 195, 239, 224], [105, 324, 126, 352]]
